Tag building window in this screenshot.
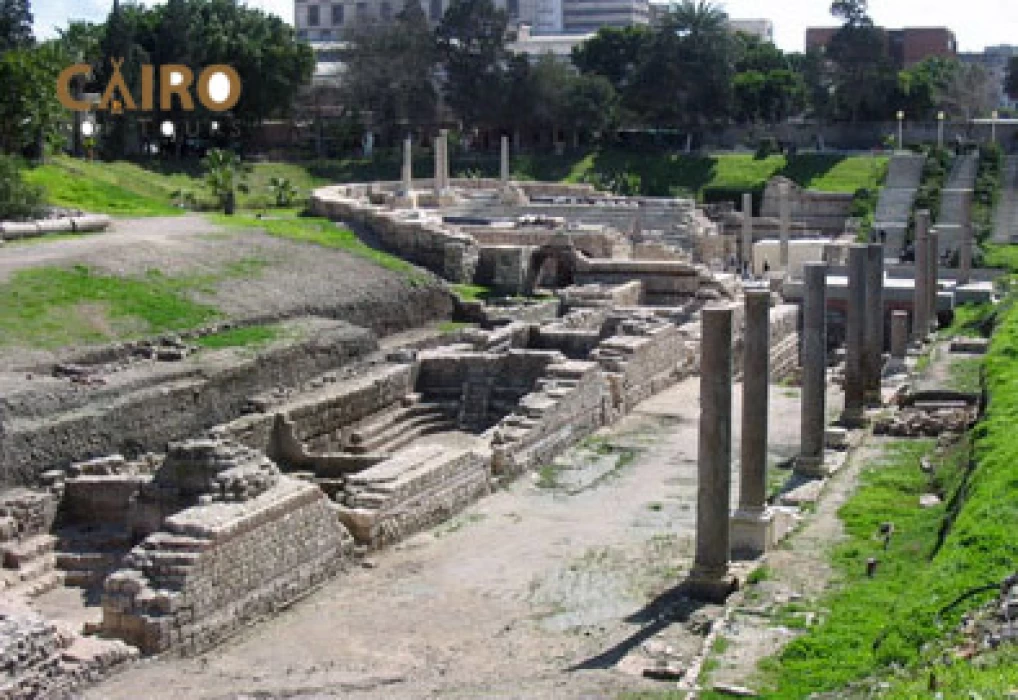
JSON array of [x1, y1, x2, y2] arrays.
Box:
[[308, 5, 320, 26], [297, 29, 308, 39], [380, 2, 392, 19], [332, 4, 345, 24], [430, 0, 442, 21], [356, 2, 368, 19], [506, 0, 518, 18], [319, 29, 332, 39]]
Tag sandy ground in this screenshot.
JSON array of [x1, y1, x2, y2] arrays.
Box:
[[80, 376, 825, 700]]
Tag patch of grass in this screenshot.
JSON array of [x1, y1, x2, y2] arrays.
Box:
[[438, 321, 473, 334], [450, 283, 493, 302], [536, 464, 561, 490], [947, 357, 983, 393], [746, 565, 772, 585], [195, 325, 279, 349], [25, 159, 183, 217], [881, 646, 1018, 697], [712, 635, 730, 655], [647, 501, 663, 512], [943, 302, 995, 338], [915, 351, 932, 374], [0, 265, 220, 349], [212, 213, 427, 280]]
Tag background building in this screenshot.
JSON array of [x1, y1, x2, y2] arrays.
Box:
[[805, 26, 957, 68]]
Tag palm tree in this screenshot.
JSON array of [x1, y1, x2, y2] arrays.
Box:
[[202, 149, 251, 215], [663, 0, 728, 38]]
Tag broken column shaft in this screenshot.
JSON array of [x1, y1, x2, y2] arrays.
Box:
[[928, 227, 940, 333], [913, 211, 930, 343], [742, 192, 753, 272]]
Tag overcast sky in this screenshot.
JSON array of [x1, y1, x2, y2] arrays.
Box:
[[32, 0, 1017, 53]]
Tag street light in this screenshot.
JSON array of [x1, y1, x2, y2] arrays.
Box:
[[896, 110, 905, 151], [937, 111, 945, 150], [991, 110, 999, 145]]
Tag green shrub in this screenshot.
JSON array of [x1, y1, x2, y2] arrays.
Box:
[[0, 155, 45, 221], [755, 137, 780, 159]]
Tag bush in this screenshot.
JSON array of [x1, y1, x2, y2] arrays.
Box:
[[0, 155, 46, 221], [755, 137, 780, 159]]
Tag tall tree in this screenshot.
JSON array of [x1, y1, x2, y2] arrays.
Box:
[[825, 0, 897, 121], [0, 42, 65, 154], [436, 0, 509, 129], [571, 26, 650, 96], [0, 0, 33, 53], [340, 0, 439, 137]]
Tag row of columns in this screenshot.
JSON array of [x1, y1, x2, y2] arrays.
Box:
[[397, 133, 453, 199], [912, 210, 941, 343], [739, 183, 791, 273]]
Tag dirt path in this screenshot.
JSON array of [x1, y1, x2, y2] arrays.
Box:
[[88, 378, 810, 700]]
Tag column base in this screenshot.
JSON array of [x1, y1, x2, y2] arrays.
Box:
[[794, 454, 827, 479], [682, 568, 739, 603], [730, 508, 775, 559], [391, 193, 417, 209], [838, 409, 867, 429]]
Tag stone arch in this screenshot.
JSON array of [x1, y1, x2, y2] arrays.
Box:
[[524, 244, 580, 295]]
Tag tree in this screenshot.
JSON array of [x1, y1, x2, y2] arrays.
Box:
[[0, 43, 66, 155], [202, 149, 250, 215], [825, 1, 897, 121], [896, 57, 959, 120], [0, 0, 33, 53], [1006, 56, 1018, 101], [830, 0, 872, 27], [436, 0, 509, 129], [341, 1, 439, 137], [571, 26, 650, 96], [939, 62, 996, 121], [0, 155, 44, 220], [626, 0, 734, 128], [732, 34, 805, 124]]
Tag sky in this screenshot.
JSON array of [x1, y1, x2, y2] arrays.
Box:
[[31, 0, 1018, 54]]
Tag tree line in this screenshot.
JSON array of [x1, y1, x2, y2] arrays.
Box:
[[339, 0, 1001, 145]]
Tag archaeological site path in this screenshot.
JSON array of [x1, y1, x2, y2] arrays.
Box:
[[86, 377, 817, 699]]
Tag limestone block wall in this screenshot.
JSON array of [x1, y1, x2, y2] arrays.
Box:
[[760, 177, 854, 235], [559, 281, 644, 310], [311, 188, 480, 282], [769, 304, 801, 382], [491, 359, 611, 476], [591, 322, 691, 411], [336, 445, 491, 548], [220, 363, 417, 457], [102, 477, 352, 655]]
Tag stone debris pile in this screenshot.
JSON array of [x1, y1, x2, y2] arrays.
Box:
[[873, 406, 977, 437]]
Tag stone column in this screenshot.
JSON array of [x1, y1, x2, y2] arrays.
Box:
[[959, 191, 973, 285], [400, 136, 413, 196], [797, 262, 828, 478], [841, 245, 866, 427], [440, 128, 451, 191], [779, 181, 791, 271], [687, 306, 737, 602], [890, 310, 909, 359], [913, 211, 930, 343], [742, 192, 753, 272], [433, 133, 445, 196], [500, 135, 510, 186], [863, 244, 884, 406], [928, 227, 940, 332], [732, 290, 774, 557]]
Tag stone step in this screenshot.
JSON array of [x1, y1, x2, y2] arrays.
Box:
[[348, 412, 457, 454], [349, 402, 455, 445], [1, 534, 57, 568]]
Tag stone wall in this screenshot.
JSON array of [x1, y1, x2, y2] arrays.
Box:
[[336, 445, 490, 548], [592, 319, 691, 411], [760, 177, 854, 235], [102, 442, 353, 655], [491, 359, 611, 476], [0, 321, 377, 486]]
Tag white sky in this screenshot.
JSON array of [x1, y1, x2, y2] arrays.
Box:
[[32, 0, 1018, 53]]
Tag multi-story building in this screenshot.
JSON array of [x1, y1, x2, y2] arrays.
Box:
[[805, 26, 957, 68], [295, 0, 647, 39], [727, 18, 774, 43]]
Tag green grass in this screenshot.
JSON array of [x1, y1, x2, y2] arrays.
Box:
[[947, 357, 983, 393], [746, 565, 772, 585], [450, 283, 493, 302], [438, 320, 474, 333], [0, 265, 219, 349], [195, 324, 280, 349], [212, 213, 426, 279], [944, 302, 995, 338]]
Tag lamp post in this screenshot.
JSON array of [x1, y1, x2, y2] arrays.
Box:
[[896, 110, 905, 151], [991, 110, 999, 145], [937, 111, 945, 150]]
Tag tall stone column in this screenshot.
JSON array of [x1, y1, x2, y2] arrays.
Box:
[[928, 227, 940, 332], [500, 135, 510, 186], [890, 311, 909, 360], [797, 262, 828, 478], [440, 128, 451, 191], [400, 136, 413, 196], [779, 181, 791, 271], [687, 306, 737, 602], [841, 245, 867, 427], [913, 211, 930, 343], [732, 290, 774, 557], [959, 190, 973, 285], [742, 192, 753, 272], [433, 133, 445, 196], [863, 244, 885, 406]]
